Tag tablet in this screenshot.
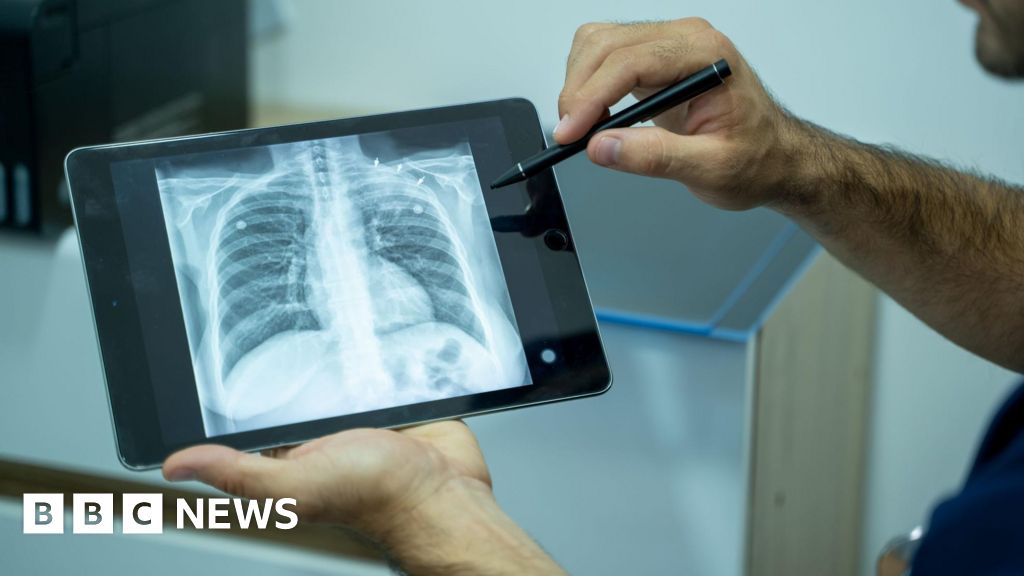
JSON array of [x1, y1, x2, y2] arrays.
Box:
[[65, 98, 611, 469]]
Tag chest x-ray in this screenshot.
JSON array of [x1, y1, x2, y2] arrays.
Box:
[[155, 130, 530, 436]]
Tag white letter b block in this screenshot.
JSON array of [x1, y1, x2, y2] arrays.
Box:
[[73, 493, 113, 534], [23, 494, 64, 534]]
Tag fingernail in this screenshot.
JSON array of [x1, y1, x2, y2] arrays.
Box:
[[553, 114, 570, 138], [594, 136, 622, 166], [166, 468, 196, 482]]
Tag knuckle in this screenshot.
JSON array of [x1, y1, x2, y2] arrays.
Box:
[[557, 90, 576, 111], [680, 16, 713, 30], [651, 38, 691, 65], [623, 19, 658, 33], [640, 133, 673, 176], [574, 22, 604, 42], [708, 29, 735, 54], [585, 27, 617, 54]]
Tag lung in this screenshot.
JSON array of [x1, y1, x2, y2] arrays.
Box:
[[349, 153, 488, 347], [213, 170, 322, 383]]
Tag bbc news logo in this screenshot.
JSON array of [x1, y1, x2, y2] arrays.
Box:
[[23, 494, 298, 534]]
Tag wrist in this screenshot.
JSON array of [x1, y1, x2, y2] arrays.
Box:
[[764, 115, 840, 221], [373, 479, 564, 576]]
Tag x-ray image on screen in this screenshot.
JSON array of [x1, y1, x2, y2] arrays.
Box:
[[154, 128, 531, 436]]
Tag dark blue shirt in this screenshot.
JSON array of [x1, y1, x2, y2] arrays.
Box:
[[913, 381, 1024, 575]]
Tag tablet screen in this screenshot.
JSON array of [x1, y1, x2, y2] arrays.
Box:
[[116, 120, 530, 438]]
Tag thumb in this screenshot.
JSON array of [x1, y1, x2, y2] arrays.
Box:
[[163, 444, 301, 500], [586, 126, 709, 182]]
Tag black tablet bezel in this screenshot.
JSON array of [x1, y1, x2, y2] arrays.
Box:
[[66, 98, 611, 469]]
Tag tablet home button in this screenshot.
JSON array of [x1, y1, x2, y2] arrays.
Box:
[[540, 349, 557, 364]]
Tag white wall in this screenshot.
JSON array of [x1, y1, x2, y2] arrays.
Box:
[[251, 0, 1023, 175], [253, 0, 1023, 573]]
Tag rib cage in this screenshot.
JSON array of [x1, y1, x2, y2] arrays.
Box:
[[210, 138, 486, 387]]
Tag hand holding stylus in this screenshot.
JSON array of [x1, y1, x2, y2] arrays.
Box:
[[553, 18, 799, 211], [492, 59, 731, 189]]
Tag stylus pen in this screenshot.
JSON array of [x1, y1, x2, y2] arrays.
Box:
[[490, 59, 732, 189]]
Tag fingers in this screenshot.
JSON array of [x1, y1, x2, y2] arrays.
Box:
[[399, 419, 468, 440], [557, 18, 725, 144], [587, 126, 711, 182], [562, 19, 710, 110], [401, 421, 478, 462], [563, 22, 630, 100], [163, 444, 303, 500]]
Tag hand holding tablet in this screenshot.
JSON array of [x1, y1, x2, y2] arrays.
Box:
[[66, 99, 611, 468]]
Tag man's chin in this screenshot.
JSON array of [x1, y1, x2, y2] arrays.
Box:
[[974, 28, 1024, 79], [976, 49, 1024, 79]]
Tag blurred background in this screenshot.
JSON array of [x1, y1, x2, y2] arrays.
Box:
[[1, 0, 1023, 574]]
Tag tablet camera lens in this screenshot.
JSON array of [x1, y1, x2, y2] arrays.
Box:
[[543, 229, 569, 251]]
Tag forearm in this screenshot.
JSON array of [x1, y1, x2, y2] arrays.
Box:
[[773, 117, 1024, 371], [374, 479, 566, 576]]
